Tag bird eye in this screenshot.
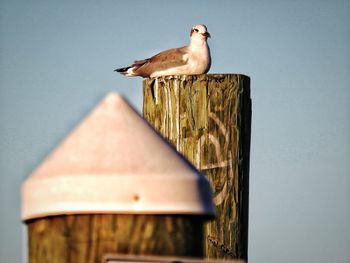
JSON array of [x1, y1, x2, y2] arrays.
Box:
[[194, 28, 199, 32]]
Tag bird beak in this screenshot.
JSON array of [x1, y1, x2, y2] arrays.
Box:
[[202, 32, 211, 38]]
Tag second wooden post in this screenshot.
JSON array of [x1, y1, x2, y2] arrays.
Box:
[[143, 74, 251, 260], [22, 93, 215, 263]]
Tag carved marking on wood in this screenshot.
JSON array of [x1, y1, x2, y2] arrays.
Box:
[[207, 235, 236, 257]]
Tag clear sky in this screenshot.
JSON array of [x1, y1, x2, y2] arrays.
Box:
[[0, 0, 349, 262]]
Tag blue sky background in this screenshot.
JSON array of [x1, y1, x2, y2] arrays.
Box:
[[0, 0, 349, 262]]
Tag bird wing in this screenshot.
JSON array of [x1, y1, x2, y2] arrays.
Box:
[[133, 46, 189, 77]]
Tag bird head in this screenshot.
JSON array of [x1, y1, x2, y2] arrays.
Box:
[[190, 24, 211, 41]]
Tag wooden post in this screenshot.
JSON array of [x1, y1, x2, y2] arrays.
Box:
[[27, 214, 204, 263], [143, 74, 251, 260], [22, 93, 215, 263]]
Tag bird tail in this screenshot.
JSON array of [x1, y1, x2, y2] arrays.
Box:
[[114, 59, 148, 77], [114, 66, 131, 75]]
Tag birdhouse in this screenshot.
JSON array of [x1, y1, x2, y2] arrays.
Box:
[[22, 92, 215, 263]]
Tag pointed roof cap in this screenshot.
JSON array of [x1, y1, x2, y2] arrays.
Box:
[[21, 92, 214, 221]]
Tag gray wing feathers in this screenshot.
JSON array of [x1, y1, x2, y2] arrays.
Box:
[[132, 47, 188, 77]]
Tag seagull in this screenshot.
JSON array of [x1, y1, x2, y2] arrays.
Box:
[[115, 24, 211, 78]]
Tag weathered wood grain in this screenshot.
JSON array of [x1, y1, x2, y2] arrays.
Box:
[[27, 214, 204, 263], [143, 74, 251, 260]]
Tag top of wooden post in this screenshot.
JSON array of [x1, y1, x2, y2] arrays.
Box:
[[142, 73, 250, 84], [21, 92, 214, 221]]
